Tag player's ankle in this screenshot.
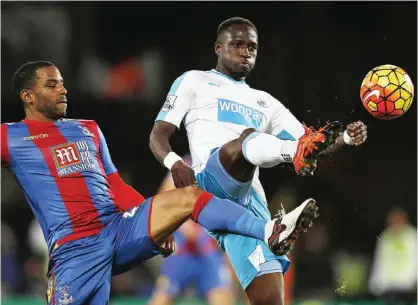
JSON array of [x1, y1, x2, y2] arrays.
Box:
[[280, 141, 298, 162]]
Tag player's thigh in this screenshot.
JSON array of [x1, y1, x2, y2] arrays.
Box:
[[89, 281, 111, 305], [47, 235, 113, 305], [218, 128, 257, 182], [245, 273, 285, 305], [196, 147, 252, 207], [111, 199, 162, 275], [218, 197, 290, 297], [220, 232, 290, 290]]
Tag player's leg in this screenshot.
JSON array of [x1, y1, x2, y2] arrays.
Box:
[[47, 234, 113, 305], [111, 191, 283, 275], [220, 121, 343, 181], [245, 273, 284, 305], [148, 187, 276, 247], [218, 128, 259, 182], [89, 281, 111, 305], [194, 148, 309, 305]]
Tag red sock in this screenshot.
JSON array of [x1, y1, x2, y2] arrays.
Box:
[[191, 191, 214, 222]]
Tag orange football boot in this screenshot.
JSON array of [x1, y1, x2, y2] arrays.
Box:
[[293, 121, 344, 176]]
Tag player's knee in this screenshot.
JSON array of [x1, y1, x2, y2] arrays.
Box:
[[250, 289, 284, 305], [220, 128, 256, 161], [180, 185, 206, 212], [239, 128, 257, 143]]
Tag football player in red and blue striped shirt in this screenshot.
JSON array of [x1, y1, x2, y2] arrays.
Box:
[[2, 61, 295, 305]]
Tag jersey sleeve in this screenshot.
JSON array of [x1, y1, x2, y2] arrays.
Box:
[[1, 124, 10, 166], [97, 125, 118, 175], [155, 72, 195, 129], [268, 96, 305, 141]]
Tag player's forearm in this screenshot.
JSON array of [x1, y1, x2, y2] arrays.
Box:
[[108, 172, 145, 211], [149, 121, 177, 165]]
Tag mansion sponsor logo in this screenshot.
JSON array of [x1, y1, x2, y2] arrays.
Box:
[[50, 141, 96, 176]]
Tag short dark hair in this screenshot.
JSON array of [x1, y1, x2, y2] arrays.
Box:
[[12, 61, 55, 96], [217, 17, 257, 40]]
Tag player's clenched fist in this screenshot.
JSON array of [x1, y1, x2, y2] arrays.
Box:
[[171, 160, 198, 188], [347, 120, 367, 146]]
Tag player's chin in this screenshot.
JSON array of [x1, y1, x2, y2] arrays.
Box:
[[56, 103, 67, 117], [234, 64, 253, 76], [53, 109, 67, 119]]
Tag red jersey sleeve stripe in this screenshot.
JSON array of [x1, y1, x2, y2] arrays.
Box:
[[1, 124, 11, 166]]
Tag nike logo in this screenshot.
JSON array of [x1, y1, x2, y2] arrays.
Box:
[[268, 223, 287, 243], [208, 82, 220, 87], [363, 89, 380, 102]]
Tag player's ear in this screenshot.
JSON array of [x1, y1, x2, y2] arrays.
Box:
[[20, 89, 33, 106], [214, 41, 221, 57]]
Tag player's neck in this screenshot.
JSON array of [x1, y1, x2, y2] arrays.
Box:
[[25, 111, 58, 123], [214, 65, 246, 82]]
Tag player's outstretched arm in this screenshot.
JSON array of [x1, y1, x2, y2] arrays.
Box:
[[149, 121, 177, 165], [321, 121, 368, 154], [150, 121, 197, 188]]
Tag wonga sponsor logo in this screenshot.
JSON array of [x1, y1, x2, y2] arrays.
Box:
[[217, 99, 263, 129]]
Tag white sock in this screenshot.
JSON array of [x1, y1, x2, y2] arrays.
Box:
[[264, 220, 275, 244], [242, 132, 298, 168]]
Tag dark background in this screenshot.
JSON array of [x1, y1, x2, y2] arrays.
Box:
[[1, 1, 417, 301]]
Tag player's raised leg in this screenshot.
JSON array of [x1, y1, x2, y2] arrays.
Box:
[[149, 186, 275, 246], [221, 120, 344, 181], [111, 186, 296, 275]]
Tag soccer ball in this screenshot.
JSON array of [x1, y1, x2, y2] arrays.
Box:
[[360, 64, 414, 119]]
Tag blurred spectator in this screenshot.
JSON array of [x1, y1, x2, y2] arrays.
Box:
[[1, 221, 24, 296], [368, 207, 417, 302], [2, 3, 70, 72], [24, 219, 48, 297], [78, 50, 163, 101], [331, 245, 370, 300]]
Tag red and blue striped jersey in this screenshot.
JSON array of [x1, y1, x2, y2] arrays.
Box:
[[1, 118, 118, 252]]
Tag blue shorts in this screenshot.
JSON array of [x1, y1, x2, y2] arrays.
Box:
[[158, 251, 231, 298], [196, 148, 290, 290], [46, 198, 160, 305]]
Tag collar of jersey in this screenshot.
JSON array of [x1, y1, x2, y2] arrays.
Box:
[[22, 118, 64, 125], [208, 69, 246, 85]]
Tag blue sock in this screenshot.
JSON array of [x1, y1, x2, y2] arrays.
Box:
[[192, 193, 267, 241]]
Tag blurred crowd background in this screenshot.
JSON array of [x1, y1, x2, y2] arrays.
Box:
[[1, 2, 417, 304]]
